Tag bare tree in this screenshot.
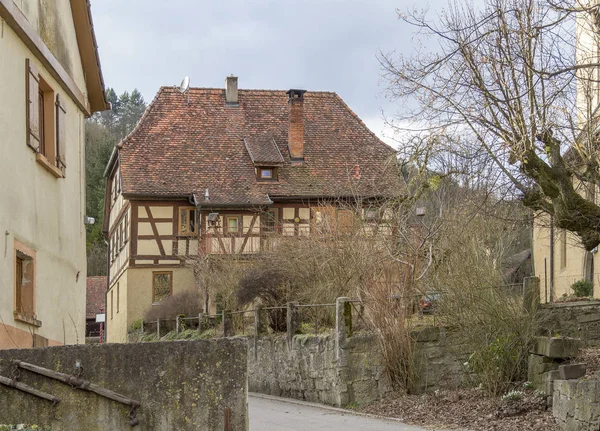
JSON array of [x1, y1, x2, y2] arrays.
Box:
[[382, 0, 600, 250]]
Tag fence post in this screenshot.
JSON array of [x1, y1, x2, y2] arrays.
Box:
[[255, 305, 266, 336], [523, 276, 540, 312], [223, 310, 233, 337], [286, 302, 299, 350], [176, 316, 180, 334], [156, 318, 161, 338], [141, 320, 144, 333], [198, 313, 204, 332], [336, 297, 351, 363]]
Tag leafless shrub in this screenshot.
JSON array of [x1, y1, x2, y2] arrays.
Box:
[[431, 204, 537, 395], [144, 289, 203, 322]]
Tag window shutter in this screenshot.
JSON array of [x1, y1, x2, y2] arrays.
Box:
[[56, 94, 67, 175], [26, 59, 40, 152]]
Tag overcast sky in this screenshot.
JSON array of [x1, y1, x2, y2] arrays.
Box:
[[91, 1, 454, 144]]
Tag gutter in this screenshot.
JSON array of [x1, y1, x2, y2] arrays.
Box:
[[103, 146, 118, 178]]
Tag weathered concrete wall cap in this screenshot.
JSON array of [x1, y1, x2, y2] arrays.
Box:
[[532, 337, 581, 359], [0, 339, 248, 431]]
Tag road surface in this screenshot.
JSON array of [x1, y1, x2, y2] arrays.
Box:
[[249, 393, 429, 431]]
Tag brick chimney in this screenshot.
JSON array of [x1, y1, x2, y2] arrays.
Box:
[[287, 89, 306, 161], [225, 75, 238, 105]]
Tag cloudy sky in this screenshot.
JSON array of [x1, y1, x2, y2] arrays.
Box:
[[91, 1, 452, 144]]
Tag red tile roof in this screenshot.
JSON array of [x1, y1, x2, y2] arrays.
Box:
[[243, 136, 284, 165], [118, 87, 399, 205], [86, 276, 106, 319]]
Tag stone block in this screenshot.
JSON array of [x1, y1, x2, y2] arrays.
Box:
[[412, 326, 440, 342], [533, 337, 581, 359], [577, 313, 600, 324], [559, 363, 587, 380]]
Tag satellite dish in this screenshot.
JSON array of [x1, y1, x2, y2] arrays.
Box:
[[179, 76, 190, 94]]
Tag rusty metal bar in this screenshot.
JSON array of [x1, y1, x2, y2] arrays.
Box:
[[224, 406, 231, 431], [13, 360, 140, 407], [0, 374, 60, 404], [296, 303, 336, 308]]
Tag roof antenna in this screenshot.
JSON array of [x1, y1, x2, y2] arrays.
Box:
[[179, 76, 190, 105]]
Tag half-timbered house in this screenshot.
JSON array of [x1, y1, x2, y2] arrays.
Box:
[[103, 76, 398, 342]]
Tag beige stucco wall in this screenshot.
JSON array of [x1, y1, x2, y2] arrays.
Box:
[[13, 0, 87, 97], [107, 267, 197, 342], [0, 4, 88, 347], [533, 215, 600, 302], [576, 0, 600, 126], [106, 271, 127, 343]]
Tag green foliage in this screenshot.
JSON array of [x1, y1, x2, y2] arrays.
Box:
[[85, 88, 147, 275], [129, 319, 142, 332], [571, 279, 593, 298]]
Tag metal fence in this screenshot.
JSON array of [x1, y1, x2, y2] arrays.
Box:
[[137, 278, 535, 339]]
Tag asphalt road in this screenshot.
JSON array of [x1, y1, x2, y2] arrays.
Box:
[[248, 394, 429, 431]]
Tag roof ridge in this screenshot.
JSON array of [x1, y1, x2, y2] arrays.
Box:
[[159, 86, 338, 95], [118, 87, 166, 150]]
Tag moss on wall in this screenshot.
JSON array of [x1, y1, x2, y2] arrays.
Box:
[[0, 340, 248, 430]]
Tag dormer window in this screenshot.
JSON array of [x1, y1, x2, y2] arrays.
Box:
[[257, 167, 277, 181]]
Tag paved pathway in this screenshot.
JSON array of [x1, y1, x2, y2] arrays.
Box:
[[249, 393, 429, 431]]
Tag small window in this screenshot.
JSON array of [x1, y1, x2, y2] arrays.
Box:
[[262, 210, 278, 233], [15, 243, 35, 317], [110, 290, 114, 320], [153, 271, 173, 303], [112, 172, 119, 203], [124, 213, 129, 242], [116, 283, 120, 313], [257, 167, 276, 180], [179, 207, 197, 236], [225, 216, 240, 234]]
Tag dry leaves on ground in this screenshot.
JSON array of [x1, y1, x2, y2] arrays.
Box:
[[361, 388, 560, 431]]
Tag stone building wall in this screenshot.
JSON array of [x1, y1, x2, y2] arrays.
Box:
[[538, 301, 600, 345]]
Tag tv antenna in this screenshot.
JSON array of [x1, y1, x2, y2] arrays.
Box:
[[179, 76, 190, 104]]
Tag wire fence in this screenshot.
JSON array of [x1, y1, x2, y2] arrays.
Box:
[[136, 280, 530, 339], [296, 303, 336, 335]]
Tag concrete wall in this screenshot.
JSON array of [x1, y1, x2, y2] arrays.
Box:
[[538, 301, 600, 346], [247, 327, 468, 407], [553, 380, 600, 431], [0, 339, 248, 430], [0, 0, 89, 348]]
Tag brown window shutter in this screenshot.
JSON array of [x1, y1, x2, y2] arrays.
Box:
[[56, 94, 67, 175], [26, 59, 40, 152]]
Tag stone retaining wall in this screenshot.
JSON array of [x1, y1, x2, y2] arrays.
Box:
[[247, 327, 468, 407], [553, 379, 600, 431], [539, 301, 600, 345]]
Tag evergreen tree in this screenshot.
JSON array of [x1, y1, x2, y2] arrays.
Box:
[[85, 88, 147, 275]]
